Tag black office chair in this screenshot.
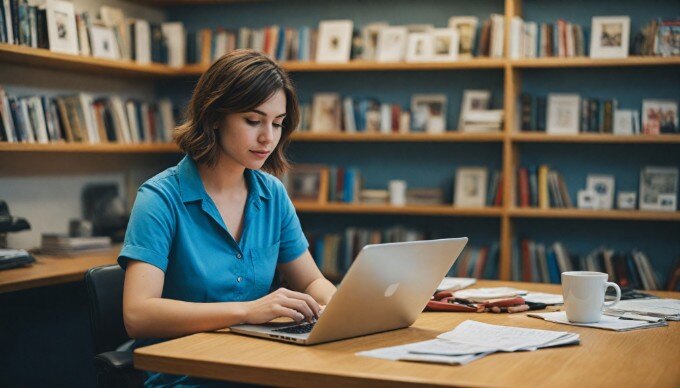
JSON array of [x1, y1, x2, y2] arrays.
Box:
[[85, 265, 145, 388]]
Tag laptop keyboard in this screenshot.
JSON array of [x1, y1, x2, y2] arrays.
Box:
[[272, 322, 316, 334]]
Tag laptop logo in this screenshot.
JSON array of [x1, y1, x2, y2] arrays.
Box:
[[384, 283, 399, 297]]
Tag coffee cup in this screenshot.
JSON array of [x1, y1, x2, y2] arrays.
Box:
[[561, 271, 621, 323]]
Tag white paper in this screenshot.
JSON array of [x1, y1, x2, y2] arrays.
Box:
[[606, 299, 680, 318], [406, 338, 496, 356], [437, 320, 575, 352], [356, 339, 490, 365], [528, 311, 668, 331], [453, 287, 527, 302], [436, 277, 477, 292], [523, 292, 564, 305]]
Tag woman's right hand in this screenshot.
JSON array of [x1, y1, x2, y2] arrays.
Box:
[[243, 288, 322, 325]]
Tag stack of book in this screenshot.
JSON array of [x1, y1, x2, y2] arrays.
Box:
[[0, 86, 176, 144], [460, 110, 503, 132], [516, 165, 572, 209], [514, 239, 662, 290], [40, 234, 112, 255]]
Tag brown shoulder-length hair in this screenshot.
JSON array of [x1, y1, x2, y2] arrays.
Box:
[[174, 49, 299, 176]]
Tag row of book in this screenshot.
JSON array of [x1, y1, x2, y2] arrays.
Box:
[[509, 18, 586, 59], [0, 87, 177, 144], [298, 97, 412, 134], [447, 244, 500, 280], [516, 166, 572, 209], [514, 240, 664, 291]]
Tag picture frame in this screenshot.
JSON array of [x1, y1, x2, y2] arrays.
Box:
[[590, 16, 630, 59], [405, 32, 433, 62], [430, 28, 459, 62], [89, 24, 121, 60], [311, 93, 341, 133], [411, 94, 447, 133], [361, 22, 388, 61], [617, 191, 637, 210], [547, 94, 581, 135], [613, 109, 635, 135], [448, 16, 478, 59], [577, 190, 597, 210], [458, 89, 491, 130], [586, 174, 615, 210], [454, 167, 488, 208], [283, 165, 329, 204], [639, 166, 679, 211], [316, 20, 354, 63], [641, 99, 678, 135], [46, 0, 79, 55], [375, 26, 408, 62]]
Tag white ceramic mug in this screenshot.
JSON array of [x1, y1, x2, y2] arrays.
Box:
[[561, 271, 621, 323], [388, 180, 407, 206]]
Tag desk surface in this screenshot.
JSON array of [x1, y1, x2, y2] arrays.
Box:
[[134, 280, 680, 387], [0, 247, 119, 293]]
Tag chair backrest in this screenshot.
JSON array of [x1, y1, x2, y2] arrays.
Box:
[[85, 264, 129, 355]]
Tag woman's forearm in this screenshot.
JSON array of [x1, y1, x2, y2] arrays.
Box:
[[304, 277, 337, 305], [124, 298, 248, 339]]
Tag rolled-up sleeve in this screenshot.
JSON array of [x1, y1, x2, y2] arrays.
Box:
[[118, 183, 176, 272]]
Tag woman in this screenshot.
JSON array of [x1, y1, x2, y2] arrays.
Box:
[[118, 49, 337, 386]]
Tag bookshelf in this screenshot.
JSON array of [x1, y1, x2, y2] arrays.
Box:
[[1, 0, 678, 283]]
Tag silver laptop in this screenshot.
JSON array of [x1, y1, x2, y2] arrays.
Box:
[[230, 237, 468, 345]]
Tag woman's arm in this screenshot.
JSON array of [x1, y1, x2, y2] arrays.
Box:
[[277, 250, 337, 305], [123, 260, 322, 339]]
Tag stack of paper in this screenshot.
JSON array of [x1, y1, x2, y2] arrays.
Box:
[[357, 320, 579, 365], [528, 311, 668, 331], [605, 299, 680, 321], [453, 287, 527, 302], [436, 277, 477, 292]]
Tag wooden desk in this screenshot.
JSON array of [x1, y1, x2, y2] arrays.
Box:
[[0, 247, 119, 293], [134, 280, 680, 387]]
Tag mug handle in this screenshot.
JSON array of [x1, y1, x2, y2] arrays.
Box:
[[603, 282, 621, 308]]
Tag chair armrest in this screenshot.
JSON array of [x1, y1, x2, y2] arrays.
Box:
[[94, 350, 135, 371]]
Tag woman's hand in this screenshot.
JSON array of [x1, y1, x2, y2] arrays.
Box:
[[243, 288, 322, 324]]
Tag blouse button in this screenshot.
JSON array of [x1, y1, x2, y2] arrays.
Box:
[[237, 276, 243, 283], [236, 253, 242, 259]]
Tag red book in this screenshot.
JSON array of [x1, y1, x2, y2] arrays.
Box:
[[494, 176, 504, 206], [473, 247, 488, 279], [521, 239, 532, 282], [518, 167, 530, 207], [391, 105, 401, 133], [457, 250, 471, 277]]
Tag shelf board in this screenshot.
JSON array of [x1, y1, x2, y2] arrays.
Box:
[[509, 208, 680, 221], [511, 56, 680, 68], [512, 133, 680, 144], [293, 202, 503, 217], [0, 142, 180, 153], [0, 43, 189, 78], [291, 132, 504, 142]]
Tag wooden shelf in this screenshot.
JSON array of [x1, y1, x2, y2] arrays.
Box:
[[511, 56, 680, 68], [512, 133, 680, 144], [293, 202, 503, 217], [0, 142, 180, 153], [0, 247, 119, 294], [508, 208, 680, 221], [291, 132, 504, 142], [0, 43, 189, 78]]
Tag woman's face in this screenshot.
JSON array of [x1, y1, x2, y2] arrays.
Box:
[[217, 89, 286, 170]]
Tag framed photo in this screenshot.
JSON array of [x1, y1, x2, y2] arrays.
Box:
[[405, 32, 433, 62], [613, 109, 634, 135], [590, 16, 630, 59], [361, 22, 388, 61], [454, 167, 488, 208], [657, 21, 680, 57], [617, 191, 637, 210], [316, 20, 353, 63], [283, 165, 329, 204], [375, 26, 408, 62], [46, 0, 79, 55], [430, 28, 459, 62], [639, 166, 679, 211], [90, 24, 121, 60], [411, 94, 447, 133], [448, 17, 478, 58], [547, 94, 581, 135], [586, 174, 615, 210], [577, 190, 597, 210], [458, 89, 491, 130], [311, 93, 341, 133], [642, 99, 678, 135]]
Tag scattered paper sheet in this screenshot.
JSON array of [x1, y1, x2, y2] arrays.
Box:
[[605, 299, 680, 321], [436, 277, 477, 292], [528, 311, 668, 331], [523, 292, 564, 305], [356, 339, 490, 365]]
